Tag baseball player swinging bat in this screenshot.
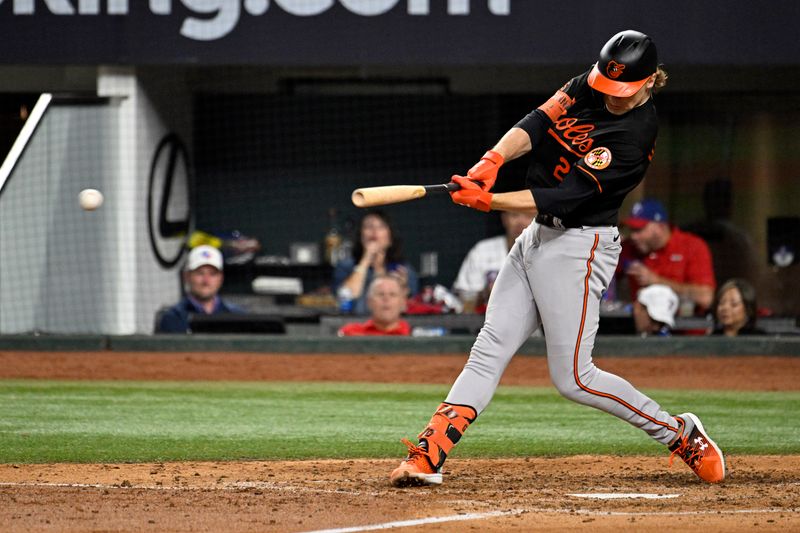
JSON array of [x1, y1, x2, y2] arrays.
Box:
[[351, 182, 461, 208]]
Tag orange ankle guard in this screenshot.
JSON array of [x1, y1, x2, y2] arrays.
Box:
[[418, 403, 477, 469]]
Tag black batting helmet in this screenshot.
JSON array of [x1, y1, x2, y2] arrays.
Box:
[[588, 30, 658, 97]]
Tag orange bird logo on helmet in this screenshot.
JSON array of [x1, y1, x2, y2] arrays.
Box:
[[606, 60, 625, 79]]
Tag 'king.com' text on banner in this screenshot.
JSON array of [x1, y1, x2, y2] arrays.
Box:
[[0, 1, 796, 65]]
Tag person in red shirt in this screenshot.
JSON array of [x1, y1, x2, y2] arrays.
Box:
[[338, 274, 411, 336], [619, 199, 716, 317]]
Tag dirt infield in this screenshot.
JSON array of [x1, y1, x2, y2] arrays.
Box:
[[2, 351, 800, 390], [2, 456, 798, 532], [1, 351, 799, 532]]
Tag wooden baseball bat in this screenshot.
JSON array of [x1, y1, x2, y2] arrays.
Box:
[[351, 182, 461, 208]]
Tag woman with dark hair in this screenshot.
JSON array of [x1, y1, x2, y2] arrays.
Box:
[[710, 278, 764, 336], [333, 210, 419, 315]]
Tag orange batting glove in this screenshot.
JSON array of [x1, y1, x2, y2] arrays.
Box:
[[449, 175, 492, 212], [467, 149, 504, 192]]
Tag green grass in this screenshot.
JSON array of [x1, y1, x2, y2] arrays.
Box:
[[1, 379, 798, 463]]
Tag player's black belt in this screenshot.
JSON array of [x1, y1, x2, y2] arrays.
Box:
[[535, 213, 584, 229]]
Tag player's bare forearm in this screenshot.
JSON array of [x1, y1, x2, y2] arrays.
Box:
[[491, 128, 532, 162], [490, 190, 538, 215]]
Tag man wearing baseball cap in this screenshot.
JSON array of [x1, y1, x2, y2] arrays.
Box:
[[619, 199, 716, 322], [155, 245, 244, 333]]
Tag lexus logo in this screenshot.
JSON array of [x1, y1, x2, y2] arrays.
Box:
[[147, 133, 193, 268]]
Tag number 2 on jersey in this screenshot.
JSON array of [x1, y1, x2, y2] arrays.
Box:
[[553, 157, 571, 181]]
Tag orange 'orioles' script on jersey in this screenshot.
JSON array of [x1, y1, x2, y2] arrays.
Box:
[[514, 68, 658, 227], [551, 117, 595, 155]]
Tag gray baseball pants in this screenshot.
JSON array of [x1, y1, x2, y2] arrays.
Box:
[[445, 220, 681, 445]]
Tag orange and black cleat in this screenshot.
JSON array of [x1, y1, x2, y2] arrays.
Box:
[[390, 402, 477, 487], [669, 412, 726, 483], [389, 438, 443, 487]]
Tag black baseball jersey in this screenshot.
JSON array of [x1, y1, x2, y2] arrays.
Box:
[[515, 68, 658, 227]]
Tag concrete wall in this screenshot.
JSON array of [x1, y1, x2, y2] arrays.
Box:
[[0, 69, 193, 334]]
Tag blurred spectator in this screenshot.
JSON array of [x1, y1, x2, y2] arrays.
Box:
[[453, 211, 534, 313], [156, 245, 244, 333], [187, 229, 261, 266], [338, 274, 411, 336], [632, 284, 679, 336], [618, 199, 716, 315], [406, 284, 463, 315], [333, 210, 419, 315], [710, 278, 764, 336], [684, 178, 760, 287]]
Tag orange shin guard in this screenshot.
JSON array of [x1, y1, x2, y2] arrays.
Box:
[[418, 403, 477, 469]]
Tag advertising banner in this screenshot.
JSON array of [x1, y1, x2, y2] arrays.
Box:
[[0, 1, 797, 65]]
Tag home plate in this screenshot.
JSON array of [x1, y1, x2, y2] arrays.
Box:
[[568, 493, 680, 500]]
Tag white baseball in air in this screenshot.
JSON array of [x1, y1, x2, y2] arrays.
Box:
[[79, 188, 104, 211]]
